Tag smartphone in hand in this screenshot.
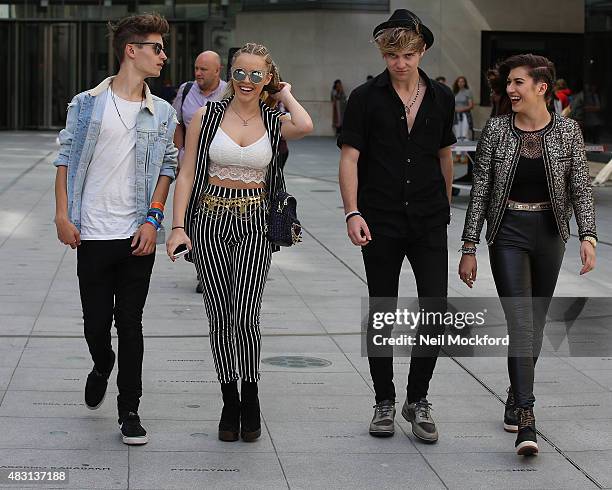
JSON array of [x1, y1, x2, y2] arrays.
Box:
[[172, 243, 189, 260]]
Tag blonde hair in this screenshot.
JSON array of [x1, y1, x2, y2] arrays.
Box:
[[374, 27, 426, 55], [223, 42, 281, 108]]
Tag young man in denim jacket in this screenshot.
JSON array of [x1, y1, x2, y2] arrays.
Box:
[[53, 13, 178, 445]]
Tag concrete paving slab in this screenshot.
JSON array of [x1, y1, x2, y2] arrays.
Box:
[[259, 394, 377, 423], [128, 451, 287, 490], [565, 451, 612, 488], [267, 420, 419, 454], [134, 419, 276, 453], [278, 453, 445, 489], [423, 451, 598, 489], [535, 392, 612, 421], [3, 133, 612, 488], [562, 356, 612, 371], [259, 371, 371, 396], [538, 419, 612, 452], [395, 420, 556, 454], [475, 370, 610, 396], [7, 366, 226, 395], [0, 448, 128, 489], [0, 416, 127, 451]]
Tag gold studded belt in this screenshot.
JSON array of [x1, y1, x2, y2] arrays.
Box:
[[199, 192, 267, 219], [507, 200, 552, 211]]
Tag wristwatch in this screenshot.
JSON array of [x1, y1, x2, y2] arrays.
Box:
[[582, 236, 597, 248]]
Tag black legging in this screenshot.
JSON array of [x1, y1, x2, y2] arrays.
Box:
[[489, 210, 565, 408]]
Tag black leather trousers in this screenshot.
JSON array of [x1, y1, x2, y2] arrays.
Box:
[[489, 210, 565, 408]]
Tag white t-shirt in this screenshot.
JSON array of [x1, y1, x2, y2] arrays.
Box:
[[80, 88, 142, 240]]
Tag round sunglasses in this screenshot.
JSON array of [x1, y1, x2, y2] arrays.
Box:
[[231, 68, 267, 84]]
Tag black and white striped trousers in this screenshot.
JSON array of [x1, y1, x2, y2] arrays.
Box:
[[192, 184, 272, 383]]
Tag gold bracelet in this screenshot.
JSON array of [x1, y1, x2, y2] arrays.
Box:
[[582, 236, 597, 248]]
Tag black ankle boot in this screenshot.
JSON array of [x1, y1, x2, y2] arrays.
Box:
[[515, 407, 538, 456], [240, 380, 261, 442], [503, 386, 518, 433], [219, 381, 240, 441]]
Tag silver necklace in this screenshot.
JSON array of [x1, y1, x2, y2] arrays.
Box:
[[403, 78, 421, 115], [110, 84, 143, 131], [230, 103, 259, 126]]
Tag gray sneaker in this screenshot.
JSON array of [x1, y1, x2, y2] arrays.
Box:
[[402, 398, 438, 443], [369, 400, 396, 437]]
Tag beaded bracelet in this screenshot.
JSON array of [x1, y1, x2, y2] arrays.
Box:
[[459, 246, 477, 255]]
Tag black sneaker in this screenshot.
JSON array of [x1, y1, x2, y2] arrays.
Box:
[[504, 386, 518, 433], [85, 350, 115, 410], [119, 412, 149, 445], [515, 407, 538, 456]]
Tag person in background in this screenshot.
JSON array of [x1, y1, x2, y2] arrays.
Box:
[[584, 83, 604, 143], [554, 78, 572, 110], [331, 79, 347, 136], [173, 50, 227, 167], [435, 76, 448, 87], [160, 79, 177, 104], [452, 76, 474, 164]]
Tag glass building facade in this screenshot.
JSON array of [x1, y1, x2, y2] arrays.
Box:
[[0, 0, 242, 129], [585, 0, 611, 150]]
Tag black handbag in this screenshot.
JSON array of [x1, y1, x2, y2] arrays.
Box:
[[266, 191, 302, 246]]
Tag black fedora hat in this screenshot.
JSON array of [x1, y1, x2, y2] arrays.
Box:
[[373, 9, 434, 50]]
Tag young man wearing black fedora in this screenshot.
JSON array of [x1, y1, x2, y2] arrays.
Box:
[[338, 9, 455, 443]]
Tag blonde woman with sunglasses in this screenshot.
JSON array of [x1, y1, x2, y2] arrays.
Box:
[[167, 43, 313, 442]]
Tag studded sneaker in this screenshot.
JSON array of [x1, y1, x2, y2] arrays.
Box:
[[369, 400, 396, 437], [402, 398, 438, 443], [504, 386, 518, 433]]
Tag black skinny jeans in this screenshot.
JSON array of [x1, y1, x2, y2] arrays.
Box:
[[362, 225, 448, 404], [489, 210, 565, 408], [77, 239, 155, 416]]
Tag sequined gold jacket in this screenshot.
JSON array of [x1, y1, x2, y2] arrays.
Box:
[[461, 113, 597, 244]]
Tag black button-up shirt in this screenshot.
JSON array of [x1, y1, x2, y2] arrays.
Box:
[[338, 68, 456, 238]]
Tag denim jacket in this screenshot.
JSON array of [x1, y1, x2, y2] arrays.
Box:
[[53, 76, 178, 230]]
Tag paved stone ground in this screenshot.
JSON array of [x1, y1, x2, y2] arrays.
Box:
[[0, 132, 611, 489]]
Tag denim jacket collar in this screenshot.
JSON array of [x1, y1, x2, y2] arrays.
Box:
[[89, 76, 156, 114]]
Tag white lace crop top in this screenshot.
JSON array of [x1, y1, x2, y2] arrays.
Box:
[[208, 127, 272, 183]]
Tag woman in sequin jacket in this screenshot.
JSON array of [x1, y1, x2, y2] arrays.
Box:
[[458, 54, 597, 457]]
